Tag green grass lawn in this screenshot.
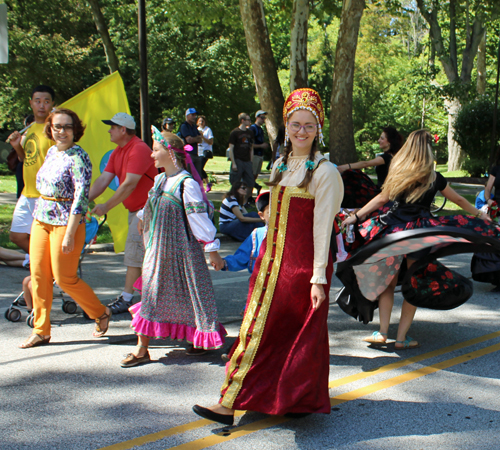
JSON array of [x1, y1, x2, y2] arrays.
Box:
[[0, 175, 16, 193]]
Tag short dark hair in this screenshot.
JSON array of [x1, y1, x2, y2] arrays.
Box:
[[32, 85, 55, 101], [44, 108, 86, 142], [125, 128, 136, 136]]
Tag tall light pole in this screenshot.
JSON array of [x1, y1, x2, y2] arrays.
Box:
[[138, 0, 151, 147]]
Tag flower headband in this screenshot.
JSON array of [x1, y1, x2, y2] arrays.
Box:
[[151, 125, 210, 207]]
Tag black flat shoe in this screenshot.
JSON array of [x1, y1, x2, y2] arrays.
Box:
[[192, 405, 234, 426], [284, 412, 311, 419]]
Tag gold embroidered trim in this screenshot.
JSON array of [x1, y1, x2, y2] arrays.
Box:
[[220, 185, 313, 408]]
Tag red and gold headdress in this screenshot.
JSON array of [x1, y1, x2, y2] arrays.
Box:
[[283, 88, 325, 146]]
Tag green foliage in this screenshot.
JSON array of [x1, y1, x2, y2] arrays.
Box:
[[453, 96, 500, 176]]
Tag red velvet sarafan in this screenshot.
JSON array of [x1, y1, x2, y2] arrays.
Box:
[[220, 186, 333, 415]]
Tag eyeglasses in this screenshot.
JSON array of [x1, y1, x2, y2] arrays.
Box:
[[239, 186, 247, 190], [288, 123, 317, 133], [52, 124, 74, 132]]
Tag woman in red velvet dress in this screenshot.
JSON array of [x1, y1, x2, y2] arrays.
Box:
[[193, 89, 344, 425]]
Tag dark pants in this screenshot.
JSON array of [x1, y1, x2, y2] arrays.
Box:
[[219, 212, 264, 242], [15, 162, 24, 198]]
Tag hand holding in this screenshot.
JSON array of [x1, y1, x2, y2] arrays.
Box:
[[91, 203, 108, 217], [209, 252, 225, 271], [341, 213, 357, 229], [311, 284, 326, 310], [7, 131, 21, 147]]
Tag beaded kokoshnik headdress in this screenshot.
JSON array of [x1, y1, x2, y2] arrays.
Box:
[[283, 88, 325, 147]]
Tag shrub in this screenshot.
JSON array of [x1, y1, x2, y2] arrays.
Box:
[[454, 96, 500, 177]]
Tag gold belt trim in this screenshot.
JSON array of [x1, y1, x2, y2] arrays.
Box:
[[40, 195, 72, 202], [220, 185, 314, 408]]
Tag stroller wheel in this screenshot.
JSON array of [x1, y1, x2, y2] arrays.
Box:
[[26, 311, 34, 328], [62, 301, 78, 315], [6, 307, 22, 322]]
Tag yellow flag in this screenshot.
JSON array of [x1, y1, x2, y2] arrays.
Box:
[[61, 72, 129, 253]]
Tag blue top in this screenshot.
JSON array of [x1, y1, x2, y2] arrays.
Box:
[[475, 190, 494, 209], [249, 123, 264, 156], [223, 226, 268, 273], [179, 121, 200, 144]]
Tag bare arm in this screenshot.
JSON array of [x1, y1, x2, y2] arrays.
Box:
[[61, 213, 82, 254], [228, 144, 237, 171], [7, 132, 25, 160], [337, 156, 385, 173], [89, 171, 115, 202], [232, 206, 263, 223], [201, 135, 213, 145], [342, 192, 390, 227], [91, 172, 142, 216], [441, 185, 491, 221], [185, 135, 202, 144], [484, 175, 495, 206]]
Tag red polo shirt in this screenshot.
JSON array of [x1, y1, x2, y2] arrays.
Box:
[[104, 136, 156, 212]]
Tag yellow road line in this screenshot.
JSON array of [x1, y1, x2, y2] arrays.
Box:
[[98, 331, 500, 450], [329, 330, 500, 388], [165, 342, 500, 450]]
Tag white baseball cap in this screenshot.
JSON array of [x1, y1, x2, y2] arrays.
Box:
[[255, 110, 267, 118], [102, 112, 136, 130]]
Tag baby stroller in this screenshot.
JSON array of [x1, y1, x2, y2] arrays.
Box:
[[4, 214, 107, 327]]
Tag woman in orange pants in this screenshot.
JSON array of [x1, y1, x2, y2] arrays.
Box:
[[19, 108, 111, 349]]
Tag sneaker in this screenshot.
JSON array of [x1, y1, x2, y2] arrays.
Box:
[[107, 295, 132, 314], [205, 182, 212, 193], [121, 351, 151, 368]]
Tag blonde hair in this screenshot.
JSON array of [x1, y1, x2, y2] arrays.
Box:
[[381, 129, 435, 203], [160, 131, 187, 169]]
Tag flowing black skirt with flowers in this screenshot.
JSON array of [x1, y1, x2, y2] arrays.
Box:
[[335, 207, 500, 323]]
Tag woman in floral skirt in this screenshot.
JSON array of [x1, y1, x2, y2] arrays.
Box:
[[120, 127, 226, 367], [340, 129, 496, 349]]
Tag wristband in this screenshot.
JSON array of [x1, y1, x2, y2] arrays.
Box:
[[475, 211, 482, 218], [348, 163, 351, 169], [354, 213, 360, 222]]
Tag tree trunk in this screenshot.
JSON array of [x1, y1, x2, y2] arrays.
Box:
[[87, 0, 120, 74], [289, 0, 309, 91], [329, 0, 365, 164], [239, 0, 284, 142], [477, 30, 487, 94], [445, 97, 465, 171]]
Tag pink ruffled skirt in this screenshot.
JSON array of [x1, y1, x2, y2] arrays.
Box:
[[129, 302, 226, 350]]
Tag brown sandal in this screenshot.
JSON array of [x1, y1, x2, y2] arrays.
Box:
[[19, 334, 51, 349], [93, 308, 112, 338]]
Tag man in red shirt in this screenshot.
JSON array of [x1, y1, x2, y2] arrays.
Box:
[[90, 113, 156, 314]]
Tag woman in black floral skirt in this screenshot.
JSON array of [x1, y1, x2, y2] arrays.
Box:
[[341, 129, 494, 349]]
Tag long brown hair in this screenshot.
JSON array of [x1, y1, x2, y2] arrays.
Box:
[[382, 129, 435, 203]]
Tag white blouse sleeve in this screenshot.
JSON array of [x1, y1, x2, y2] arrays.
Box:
[[309, 162, 343, 284], [182, 178, 220, 251]]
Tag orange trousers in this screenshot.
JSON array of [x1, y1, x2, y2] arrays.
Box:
[[30, 220, 106, 335]]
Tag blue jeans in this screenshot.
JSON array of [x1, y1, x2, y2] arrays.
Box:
[[219, 212, 264, 242]]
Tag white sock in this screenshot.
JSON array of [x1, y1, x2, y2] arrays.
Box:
[[22, 254, 30, 267], [121, 291, 133, 303]]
